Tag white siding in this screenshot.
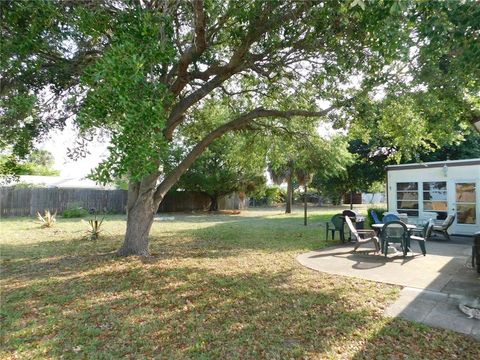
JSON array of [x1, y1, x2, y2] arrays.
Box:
[[387, 163, 480, 235]]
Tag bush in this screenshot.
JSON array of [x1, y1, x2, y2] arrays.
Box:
[[249, 185, 284, 207], [264, 186, 284, 205], [13, 182, 41, 189], [366, 207, 388, 227], [62, 203, 89, 218], [82, 215, 105, 240], [36, 209, 57, 228]]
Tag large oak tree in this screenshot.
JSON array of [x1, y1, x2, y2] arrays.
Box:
[[1, 0, 479, 255]]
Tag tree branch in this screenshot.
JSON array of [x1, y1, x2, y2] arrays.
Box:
[[169, 0, 207, 95], [164, 2, 310, 139], [154, 105, 335, 204]]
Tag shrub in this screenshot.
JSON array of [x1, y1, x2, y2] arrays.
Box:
[[36, 210, 57, 228], [62, 203, 89, 218], [264, 186, 283, 205], [82, 215, 105, 240], [14, 182, 41, 189], [366, 207, 388, 227], [249, 185, 284, 206]]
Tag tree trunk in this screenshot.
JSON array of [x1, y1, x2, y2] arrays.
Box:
[[350, 191, 353, 210], [286, 174, 293, 214], [304, 184, 307, 226], [209, 194, 219, 211], [117, 201, 155, 256], [117, 176, 158, 257]]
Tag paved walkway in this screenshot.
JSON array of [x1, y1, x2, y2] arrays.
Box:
[[297, 237, 480, 340]]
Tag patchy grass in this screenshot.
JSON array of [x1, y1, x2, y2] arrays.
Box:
[[1, 208, 479, 359]]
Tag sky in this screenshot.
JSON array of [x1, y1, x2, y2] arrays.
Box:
[[40, 122, 109, 178]]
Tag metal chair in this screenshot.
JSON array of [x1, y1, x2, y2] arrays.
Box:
[[380, 220, 409, 257], [409, 220, 434, 256], [325, 214, 345, 242], [344, 216, 380, 252]]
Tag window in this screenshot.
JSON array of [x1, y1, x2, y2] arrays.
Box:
[[396, 182, 418, 216], [423, 182, 447, 219]]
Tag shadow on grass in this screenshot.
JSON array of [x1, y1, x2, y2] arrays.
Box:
[[2, 263, 384, 359], [2, 214, 479, 358], [1, 213, 336, 281], [351, 317, 480, 359]]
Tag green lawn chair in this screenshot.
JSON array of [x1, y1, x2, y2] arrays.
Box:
[[409, 220, 434, 256], [380, 220, 409, 257], [325, 214, 345, 242]]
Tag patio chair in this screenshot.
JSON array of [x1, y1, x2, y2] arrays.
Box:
[[342, 210, 357, 240], [370, 210, 382, 224], [325, 214, 345, 242], [345, 216, 380, 253], [409, 220, 434, 256], [473, 231, 480, 273], [432, 215, 455, 241], [383, 214, 400, 223], [380, 220, 409, 257], [415, 211, 437, 226], [398, 213, 408, 223]]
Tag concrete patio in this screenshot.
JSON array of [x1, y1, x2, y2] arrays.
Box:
[[297, 236, 480, 340]]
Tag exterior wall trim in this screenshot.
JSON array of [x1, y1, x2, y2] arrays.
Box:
[[386, 159, 480, 171]]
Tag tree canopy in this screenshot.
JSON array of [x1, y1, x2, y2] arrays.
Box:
[[0, 149, 59, 176], [2, 0, 479, 255]]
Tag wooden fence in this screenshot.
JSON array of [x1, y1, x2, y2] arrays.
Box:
[[0, 187, 128, 217], [0, 187, 248, 217], [158, 191, 211, 212]]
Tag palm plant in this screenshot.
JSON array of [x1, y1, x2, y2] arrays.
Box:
[[82, 214, 105, 240], [36, 210, 57, 228]]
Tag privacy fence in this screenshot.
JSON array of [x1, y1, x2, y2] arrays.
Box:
[[0, 187, 128, 217], [0, 188, 244, 217]]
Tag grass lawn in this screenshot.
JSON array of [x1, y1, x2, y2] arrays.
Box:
[[1, 207, 479, 359]]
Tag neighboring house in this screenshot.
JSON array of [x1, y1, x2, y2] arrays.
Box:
[[362, 192, 386, 204], [11, 175, 116, 190], [386, 158, 480, 235]]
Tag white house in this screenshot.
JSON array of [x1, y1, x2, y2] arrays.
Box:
[[11, 175, 116, 190], [386, 158, 480, 235]]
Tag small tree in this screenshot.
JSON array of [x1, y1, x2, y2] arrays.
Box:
[[177, 132, 266, 211], [269, 134, 351, 215], [0, 150, 59, 176]]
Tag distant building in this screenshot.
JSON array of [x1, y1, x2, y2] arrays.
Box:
[[10, 175, 116, 190]]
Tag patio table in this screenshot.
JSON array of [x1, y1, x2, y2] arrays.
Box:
[[371, 223, 417, 230]]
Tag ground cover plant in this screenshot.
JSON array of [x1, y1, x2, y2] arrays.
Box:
[[1, 208, 479, 359]]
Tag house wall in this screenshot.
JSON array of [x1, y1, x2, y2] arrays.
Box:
[[387, 163, 480, 235]]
